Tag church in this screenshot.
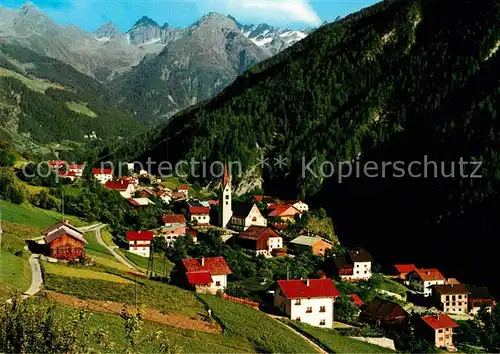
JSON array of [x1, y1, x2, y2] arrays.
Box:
[[219, 164, 267, 231]]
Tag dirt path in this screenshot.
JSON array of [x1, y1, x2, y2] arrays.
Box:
[[22, 254, 43, 299], [47, 291, 222, 334], [267, 314, 328, 354]]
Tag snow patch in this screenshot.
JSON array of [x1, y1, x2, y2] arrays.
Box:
[[168, 95, 176, 105], [251, 36, 274, 47], [95, 36, 110, 42]]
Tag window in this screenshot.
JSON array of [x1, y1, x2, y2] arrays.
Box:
[[319, 306, 326, 312], [226, 201, 229, 205], [252, 217, 257, 221], [438, 329, 443, 333], [446, 295, 450, 301], [458, 295, 462, 299], [306, 307, 312, 313], [319, 319, 326, 326], [295, 300, 301, 305], [215, 281, 221, 286], [225, 195, 229, 199]]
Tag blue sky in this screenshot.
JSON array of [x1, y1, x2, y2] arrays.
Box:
[[1, 0, 380, 31]]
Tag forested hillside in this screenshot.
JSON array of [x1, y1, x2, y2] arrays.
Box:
[[0, 43, 145, 149], [110, 0, 500, 293]]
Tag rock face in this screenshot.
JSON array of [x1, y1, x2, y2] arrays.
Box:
[[113, 13, 271, 124]]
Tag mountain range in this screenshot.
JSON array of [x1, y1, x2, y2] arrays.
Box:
[[0, 3, 313, 125]]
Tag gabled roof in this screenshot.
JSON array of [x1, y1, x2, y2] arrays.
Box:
[[105, 180, 130, 191], [68, 164, 84, 170], [290, 235, 331, 247], [348, 250, 373, 263], [44, 222, 82, 236], [349, 293, 365, 306], [362, 299, 407, 320], [232, 203, 255, 218], [222, 164, 230, 188], [126, 231, 154, 241], [44, 225, 87, 245], [421, 314, 458, 330], [182, 257, 232, 276], [433, 284, 469, 295], [127, 198, 155, 206], [240, 226, 279, 241], [277, 279, 341, 299], [92, 168, 113, 175], [162, 214, 186, 224], [189, 206, 210, 215], [268, 204, 301, 217], [59, 171, 77, 177], [410, 268, 446, 281], [394, 264, 417, 273]]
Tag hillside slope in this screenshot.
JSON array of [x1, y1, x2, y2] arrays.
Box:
[[114, 0, 500, 292], [0, 43, 145, 149]]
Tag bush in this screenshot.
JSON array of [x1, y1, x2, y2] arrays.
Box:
[[0, 167, 27, 204]]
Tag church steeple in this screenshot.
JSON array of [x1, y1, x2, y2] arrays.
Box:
[[220, 163, 233, 228]]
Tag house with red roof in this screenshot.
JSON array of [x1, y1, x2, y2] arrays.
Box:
[[274, 278, 341, 328], [418, 314, 458, 350], [48, 160, 66, 170], [348, 294, 365, 307], [126, 231, 154, 258], [104, 180, 134, 198], [393, 264, 417, 281], [406, 268, 446, 297], [68, 164, 85, 177], [58, 170, 78, 182], [180, 257, 232, 294], [177, 185, 189, 198], [238, 226, 283, 257], [92, 167, 114, 184], [188, 206, 211, 226], [267, 204, 301, 222]]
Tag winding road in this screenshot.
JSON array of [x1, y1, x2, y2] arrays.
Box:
[[22, 254, 43, 299], [79, 223, 140, 272]]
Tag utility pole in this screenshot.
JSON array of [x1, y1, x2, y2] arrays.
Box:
[[61, 190, 65, 222]]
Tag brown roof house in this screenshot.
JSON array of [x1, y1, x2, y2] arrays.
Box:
[[359, 299, 408, 329], [329, 250, 373, 281], [432, 284, 469, 314], [44, 222, 87, 260], [466, 286, 496, 315], [238, 226, 283, 257]]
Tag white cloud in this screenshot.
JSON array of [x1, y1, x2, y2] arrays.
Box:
[[201, 0, 321, 26]]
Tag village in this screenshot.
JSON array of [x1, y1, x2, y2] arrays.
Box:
[[37, 160, 498, 352]]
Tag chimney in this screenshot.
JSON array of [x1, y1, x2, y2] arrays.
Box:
[[319, 271, 327, 279], [201, 257, 205, 266], [306, 279, 310, 286]]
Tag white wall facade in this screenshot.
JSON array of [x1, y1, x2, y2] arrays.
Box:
[[128, 240, 151, 258], [408, 273, 445, 296], [195, 274, 227, 294], [293, 201, 309, 213], [94, 174, 113, 184], [221, 183, 233, 228], [191, 214, 210, 225], [274, 290, 334, 328]]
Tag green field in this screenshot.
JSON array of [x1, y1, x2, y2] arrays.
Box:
[[0, 67, 66, 93], [198, 294, 316, 353], [123, 250, 172, 276], [0, 250, 31, 301], [281, 319, 395, 353], [371, 274, 409, 298], [50, 300, 253, 353], [66, 101, 97, 118], [0, 199, 85, 237], [43, 263, 132, 284], [44, 274, 207, 319]]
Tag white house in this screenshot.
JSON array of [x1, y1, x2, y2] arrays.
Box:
[[229, 203, 267, 231], [92, 168, 114, 184], [292, 200, 309, 213], [406, 268, 446, 297], [68, 164, 85, 177], [331, 250, 373, 281], [177, 185, 189, 198], [104, 180, 134, 199], [189, 206, 211, 225], [159, 214, 187, 247], [181, 257, 232, 294], [274, 278, 341, 328], [126, 231, 153, 258]]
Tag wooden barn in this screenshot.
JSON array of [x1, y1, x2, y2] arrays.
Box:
[[44, 222, 87, 260]]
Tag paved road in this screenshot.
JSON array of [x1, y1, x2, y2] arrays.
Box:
[[267, 314, 328, 354], [23, 254, 43, 298], [88, 224, 141, 273]]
